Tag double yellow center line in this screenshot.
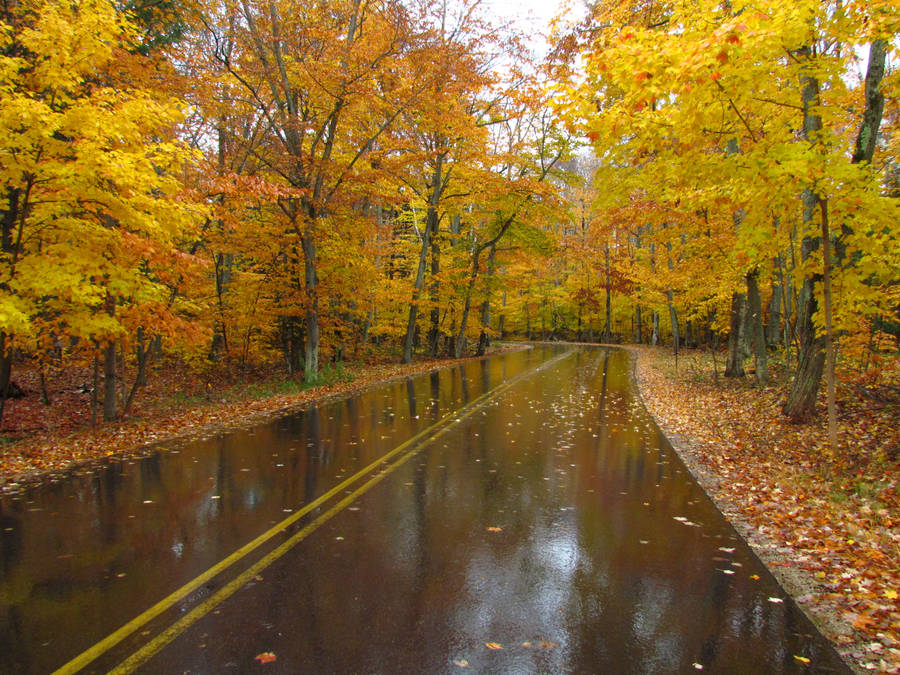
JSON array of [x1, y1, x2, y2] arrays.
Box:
[[55, 349, 573, 674]]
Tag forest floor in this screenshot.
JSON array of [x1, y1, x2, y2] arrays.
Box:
[[1, 343, 898, 671], [0, 346, 523, 492], [630, 345, 899, 674]]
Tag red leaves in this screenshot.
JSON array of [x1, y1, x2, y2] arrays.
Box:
[[254, 652, 277, 664]]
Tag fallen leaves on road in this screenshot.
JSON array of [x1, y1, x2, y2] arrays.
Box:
[[631, 346, 900, 673], [254, 652, 277, 664]]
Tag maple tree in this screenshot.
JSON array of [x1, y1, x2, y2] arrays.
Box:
[[0, 0, 201, 424], [551, 0, 900, 428]]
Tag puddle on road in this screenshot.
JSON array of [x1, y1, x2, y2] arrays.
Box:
[[0, 346, 848, 673]]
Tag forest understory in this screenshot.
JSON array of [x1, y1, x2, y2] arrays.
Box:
[[631, 346, 899, 673]]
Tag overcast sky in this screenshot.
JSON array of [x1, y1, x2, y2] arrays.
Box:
[[481, 0, 581, 55]]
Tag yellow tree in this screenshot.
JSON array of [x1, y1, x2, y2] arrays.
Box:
[[0, 0, 200, 423], [554, 0, 900, 429]]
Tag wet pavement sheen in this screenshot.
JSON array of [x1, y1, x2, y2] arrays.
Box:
[[1, 346, 849, 673]]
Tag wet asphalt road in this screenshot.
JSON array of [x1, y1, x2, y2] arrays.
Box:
[[1, 346, 849, 673]]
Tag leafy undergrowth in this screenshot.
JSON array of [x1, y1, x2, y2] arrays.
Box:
[[631, 346, 899, 673], [0, 349, 518, 491]]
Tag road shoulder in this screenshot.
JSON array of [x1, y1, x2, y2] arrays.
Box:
[[628, 345, 898, 674]]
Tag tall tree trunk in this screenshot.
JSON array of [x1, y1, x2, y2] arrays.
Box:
[[651, 311, 659, 345], [0, 332, 11, 426], [667, 291, 679, 355], [725, 292, 746, 377], [746, 268, 769, 386], [634, 305, 642, 344], [403, 158, 442, 364], [210, 252, 233, 361], [664, 237, 679, 354], [103, 340, 117, 422], [784, 51, 826, 421], [785, 39, 885, 422], [603, 243, 611, 342], [476, 244, 497, 356], [0, 188, 21, 427], [428, 234, 441, 357], [820, 199, 837, 447], [454, 254, 479, 358], [766, 270, 782, 348], [102, 293, 117, 421]]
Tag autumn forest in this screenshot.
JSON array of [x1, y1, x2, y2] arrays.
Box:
[[1, 0, 898, 438]]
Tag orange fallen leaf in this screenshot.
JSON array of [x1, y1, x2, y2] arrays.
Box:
[[852, 613, 876, 630], [487, 527, 502, 532], [485, 642, 503, 650], [254, 652, 277, 664], [793, 655, 810, 664]]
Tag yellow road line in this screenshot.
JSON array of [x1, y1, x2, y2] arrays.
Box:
[[54, 348, 573, 674]]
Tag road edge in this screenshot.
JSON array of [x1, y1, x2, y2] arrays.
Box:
[[622, 345, 861, 675]]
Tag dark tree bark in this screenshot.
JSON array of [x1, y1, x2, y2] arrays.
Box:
[[725, 292, 746, 377], [603, 243, 611, 342], [476, 243, 497, 356], [766, 271, 782, 348], [785, 39, 886, 422], [427, 235, 441, 357], [103, 340, 117, 422], [403, 157, 442, 364], [634, 305, 642, 344], [746, 269, 769, 386]]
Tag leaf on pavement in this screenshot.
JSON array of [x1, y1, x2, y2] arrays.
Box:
[[254, 652, 277, 664]]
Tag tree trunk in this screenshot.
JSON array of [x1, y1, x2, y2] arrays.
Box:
[[784, 52, 825, 421], [428, 234, 441, 357], [766, 271, 782, 348], [454, 256, 478, 358], [210, 251, 233, 361], [724, 292, 746, 377], [820, 199, 837, 447], [783, 229, 826, 421], [91, 356, 99, 428], [603, 243, 611, 342], [651, 311, 659, 345], [746, 269, 769, 386], [403, 159, 442, 364], [667, 291, 679, 355], [0, 332, 11, 427], [476, 244, 497, 356], [103, 340, 117, 422], [302, 230, 319, 383], [634, 305, 642, 344]]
